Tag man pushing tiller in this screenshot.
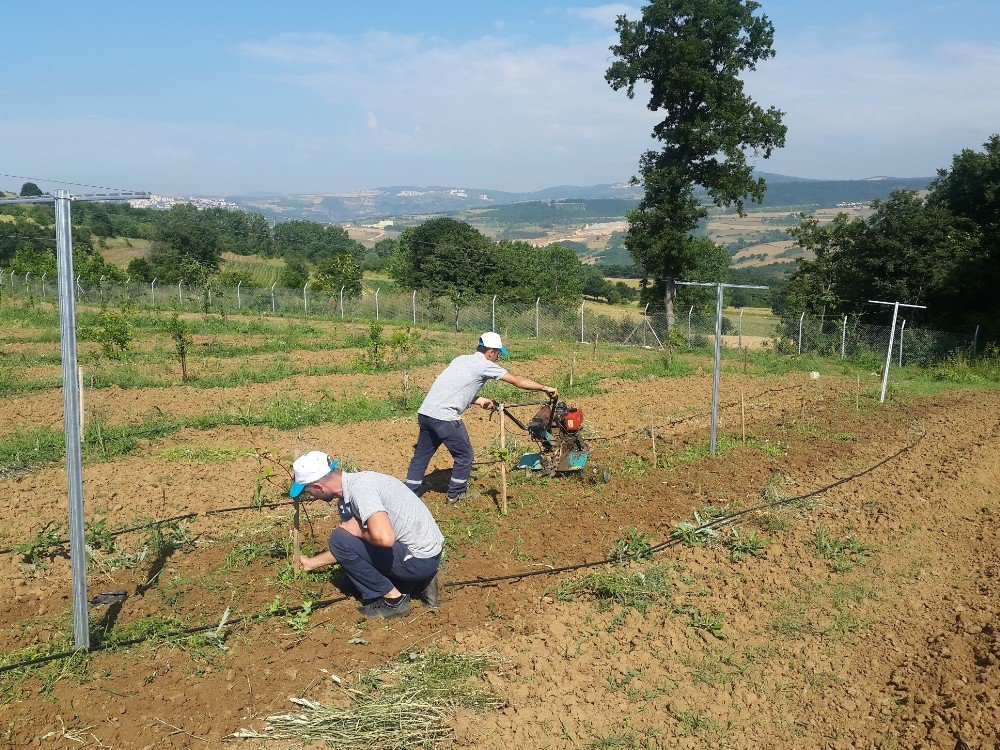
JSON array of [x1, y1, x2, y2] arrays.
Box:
[[405, 332, 558, 503]]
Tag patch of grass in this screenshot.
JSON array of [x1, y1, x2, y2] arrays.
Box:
[[11, 521, 64, 565], [811, 527, 872, 571], [670, 511, 721, 547], [675, 605, 725, 638], [235, 649, 506, 747], [556, 564, 673, 614], [156, 446, 256, 463], [725, 525, 769, 562], [222, 538, 288, 571], [617, 354, 696, 380], [768, 580, 878, 638], [609, 527, 655, 564]]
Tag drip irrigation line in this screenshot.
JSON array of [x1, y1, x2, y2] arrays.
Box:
[[0, 383, 809, 558], [0, 431, 925, 676], [588, 383, 805, 443], [445, 430, 926, 588], [0, 499, 298, 557]]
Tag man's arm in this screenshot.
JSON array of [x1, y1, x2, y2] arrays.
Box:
[[500, 373, 558, 399], [357, 511, 396, 548]]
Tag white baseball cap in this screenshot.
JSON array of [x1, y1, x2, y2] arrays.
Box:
[[289, 451, 339, 497], [479, 331, 509, 356]]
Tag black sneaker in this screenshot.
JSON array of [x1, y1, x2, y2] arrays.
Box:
[[413, 572, 441, 608], [358, 594, 412, 619], [446, 492, 467, 506]]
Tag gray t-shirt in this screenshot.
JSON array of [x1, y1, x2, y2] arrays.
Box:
[[339, 471, 444, 558], [418, 352, 508, 421]]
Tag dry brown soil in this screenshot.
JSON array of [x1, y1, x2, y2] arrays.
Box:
[[0, 365, 997, 749]]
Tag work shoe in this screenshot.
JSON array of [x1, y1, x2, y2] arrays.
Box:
[[446, 492, 467, 506], [358, 594, 412, 619], [413, 572, 441, 608]]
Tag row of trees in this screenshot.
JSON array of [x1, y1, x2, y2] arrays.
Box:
[[775, 136, 1000, 334]]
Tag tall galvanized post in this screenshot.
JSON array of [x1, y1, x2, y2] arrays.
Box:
[[270, 282, 276, 313], [687, 305, 694, 346], [178, 280, 183, 305], [535, 297, 540, 338], [879, 303, 900, 403], [412, 290, 417, 325], [375, 288, 380, 321], [841, 314, 847, 358], [151, 278, 156, 305], [303, 282, 309, 314], [54, 190, 90, 650], [710, 284, 724, 453], [580, 299, 585, 343], [797, 312, 805, 354], [898, 319, 906, 367], [738, 307, 744, 350], [339, 286, 345, 318], [973, 324, 980, 357], [237, 280, 242, 310]]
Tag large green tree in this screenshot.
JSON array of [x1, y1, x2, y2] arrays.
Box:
[[606, 0, 787, 328]]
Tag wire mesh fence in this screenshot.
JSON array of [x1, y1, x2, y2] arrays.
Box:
[[0, 273, 979, 363]]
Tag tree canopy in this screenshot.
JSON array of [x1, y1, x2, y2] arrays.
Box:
[[606, 0, 787, 328], [775, 135, 1000, 338]]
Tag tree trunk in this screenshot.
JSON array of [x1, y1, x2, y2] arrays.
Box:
[[663, 277, 676, 332]]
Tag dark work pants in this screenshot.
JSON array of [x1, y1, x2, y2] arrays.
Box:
[[406, 413, 474, 498], [328, 527, 440, 601]]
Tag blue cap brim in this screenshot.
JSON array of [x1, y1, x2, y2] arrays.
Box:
[[289, 460, 339, 498], [500, 346, 509, 356]]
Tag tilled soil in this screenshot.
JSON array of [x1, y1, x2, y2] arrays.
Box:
[[0, 378, 997, 749]]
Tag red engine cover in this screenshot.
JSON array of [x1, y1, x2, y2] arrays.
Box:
[[563, 406, 583, 432]]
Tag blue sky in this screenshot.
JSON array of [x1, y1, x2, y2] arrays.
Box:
[[1, 1, 997, 196]]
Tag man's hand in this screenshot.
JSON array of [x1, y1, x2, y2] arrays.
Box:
[[477, 397, 498, 410], [543, 386, 558, 400]]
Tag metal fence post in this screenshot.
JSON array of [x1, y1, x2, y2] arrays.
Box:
[[973, 324, 980, 357], [687, 305, 694, 346], [898, 319, 906, 366], [738, 307, 744, 350], [710, 284, 724, 453], [491, 294, 497, 332], [41, 272, 48, 299], [412, 290, 417, 325], [237, 280, 242, 310], [375, 287, 380, 320], [76, 274, 82, 297], [841, 314, 847, 358], [339, 286, 345, 318], [99, 274, 105, 304], [54, 190, 89, 650], [270, 282, 276, 313], [25, 272, 31, 292], [797, 312, 805, 354], [178, 280, 184, 305], [580, 299, 585, 343], [535, 297, 540, 338], [151, 278, 156, 304], [303, 282, 309, 314]]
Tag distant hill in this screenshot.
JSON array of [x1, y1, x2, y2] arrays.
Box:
[[227, 174, 934, 224]]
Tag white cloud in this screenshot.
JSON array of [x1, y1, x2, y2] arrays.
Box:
[[566, 4, 640, 27]]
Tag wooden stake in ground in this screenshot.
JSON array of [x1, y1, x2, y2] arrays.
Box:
[[292, 498, 301, 573], [499, 405, 509, 516], [648, 404, 657, 465], [740, 385, 747, 445]]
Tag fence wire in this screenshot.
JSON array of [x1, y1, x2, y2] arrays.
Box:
[[0, 275, 978, 363]]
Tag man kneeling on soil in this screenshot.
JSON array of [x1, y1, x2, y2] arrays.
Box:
[[290, 451, 444, 618]]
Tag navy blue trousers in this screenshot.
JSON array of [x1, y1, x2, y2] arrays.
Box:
[[328, 527, 440, 600], [406, 413, 474, 498]]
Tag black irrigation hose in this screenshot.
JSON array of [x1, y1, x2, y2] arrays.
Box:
[[445, 430, 926, 589], [0, 500, 300, 557], [0, 431, 925, 676], [0, 383, 808, 558]]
